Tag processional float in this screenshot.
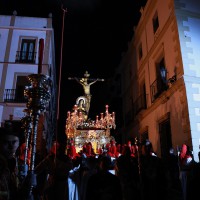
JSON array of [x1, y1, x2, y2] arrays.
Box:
[[66, 71, 116, 153]]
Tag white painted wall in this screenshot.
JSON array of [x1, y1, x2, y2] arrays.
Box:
[[176, 0, 200, 162], [0, 15, 11, 26], [14, 16, 48, 28], [0, 29, 9, 61]]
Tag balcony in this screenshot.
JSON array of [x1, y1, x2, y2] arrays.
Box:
[[15, 51, 37, 63], [133, 94, 147, 116], [4, 89, 27, 103], [150, 78, 168, 102]]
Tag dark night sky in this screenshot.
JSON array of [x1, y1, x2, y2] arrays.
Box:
[[0, 0, 146, 137]]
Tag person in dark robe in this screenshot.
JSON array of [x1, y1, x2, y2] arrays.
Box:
[[85, 155, 123, 200], [0, 126, 20, 200], [34, 141, 73, 200], [140, 139, 168, 200]]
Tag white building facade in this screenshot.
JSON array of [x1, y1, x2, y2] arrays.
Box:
[[118, 0, 200, 161], [0, 12, 57, 151]]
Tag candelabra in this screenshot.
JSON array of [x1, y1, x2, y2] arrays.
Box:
[[66, 105, 84, 130], [95, 105, 116, 129], [66, 104, 115, 130], [23, 73, 51, 199], [20, 109, 32, 179]]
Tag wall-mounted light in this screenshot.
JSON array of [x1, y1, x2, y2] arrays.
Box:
[[160, 65, 167, 84], [160, 66, 177, 85]]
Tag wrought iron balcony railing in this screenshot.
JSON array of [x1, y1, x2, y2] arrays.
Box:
[[15, 51, 37, 63], [150, 78, 168, 102], [4, 89, 27, 103], [133, 94, 147, 116]]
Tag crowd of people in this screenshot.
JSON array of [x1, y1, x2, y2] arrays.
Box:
[[0, 125, 200, 200]]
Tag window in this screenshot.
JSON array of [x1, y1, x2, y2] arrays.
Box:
[[4, 75, 30, 103], [141, 82, 147, 109], [15, 76, 30, 102], [153, 11, 159, 34], [155, 57, 167, 92], [150, 57, 168, 102], [138, 43, 143, 60], [16, 39, 36, 63], [132, 80, 147, 117]]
